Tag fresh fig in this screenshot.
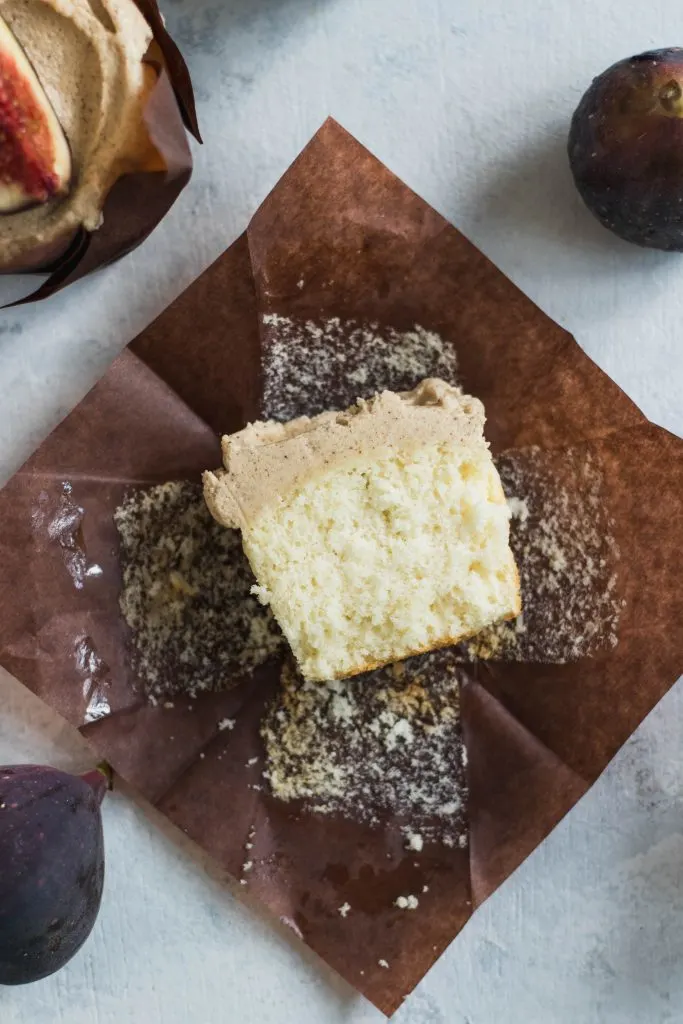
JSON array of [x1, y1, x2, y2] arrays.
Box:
[[0, 764, 108, 985], [0, 14, 72, 214], [569, 48, 683, 250]]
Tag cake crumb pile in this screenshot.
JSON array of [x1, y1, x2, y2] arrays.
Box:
[[261, 649, 468, 846], [115, 481, 284, 701], [261, 315, 459, 421], [465, 447, 622, 663]]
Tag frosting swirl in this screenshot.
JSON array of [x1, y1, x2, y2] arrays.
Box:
[[0, 0, 158, 267]]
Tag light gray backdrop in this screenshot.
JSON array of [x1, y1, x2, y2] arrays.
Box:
[[1, 2, 682, 1022]]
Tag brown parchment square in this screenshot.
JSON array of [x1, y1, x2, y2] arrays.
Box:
[[1, 120, 681, 1016]]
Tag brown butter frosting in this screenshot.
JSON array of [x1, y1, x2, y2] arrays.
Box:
[[203, 378, 489, 530], [0, 0, 158, 266]]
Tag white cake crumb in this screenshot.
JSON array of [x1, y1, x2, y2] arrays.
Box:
[[404, 831, 424, 852], [395, 895, 419, 910], [438, 800, 461, 816], [384, 718, 414, 751], [338, 902, 351, 918], [378, 959, 390, 969], [507, 495, 530, 524], [218, 718, 235, 732]]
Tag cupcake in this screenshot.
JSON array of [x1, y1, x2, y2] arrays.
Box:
[[0, 0, 197, 295]]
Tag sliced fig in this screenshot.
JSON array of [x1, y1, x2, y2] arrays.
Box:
[[0, 764, 108, 985], [0, 14, 72, 214]]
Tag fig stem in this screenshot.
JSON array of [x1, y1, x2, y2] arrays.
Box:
[[81, 762, 114, 805]]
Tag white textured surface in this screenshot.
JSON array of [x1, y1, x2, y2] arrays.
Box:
[[0, 1, 682, 1021]]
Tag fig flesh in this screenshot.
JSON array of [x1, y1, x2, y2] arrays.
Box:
[[0, 14, 72, 214], [0, 764, 107, 985], [569, 48, 683, 250]]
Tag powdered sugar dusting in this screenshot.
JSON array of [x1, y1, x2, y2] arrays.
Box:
[[465, 447, 622, 662], [261, 315, 459, 421], [262, 650, 468, 846]]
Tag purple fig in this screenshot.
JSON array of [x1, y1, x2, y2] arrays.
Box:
[[569, 48, 683, 249], [0, 763, 108, 985]]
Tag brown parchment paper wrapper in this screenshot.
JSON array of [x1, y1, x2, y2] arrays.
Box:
[[1, 120, 682, 1016], [4, 0, 199, 304]]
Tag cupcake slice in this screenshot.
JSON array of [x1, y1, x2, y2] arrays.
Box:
[[204, 378, 521, 683]]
